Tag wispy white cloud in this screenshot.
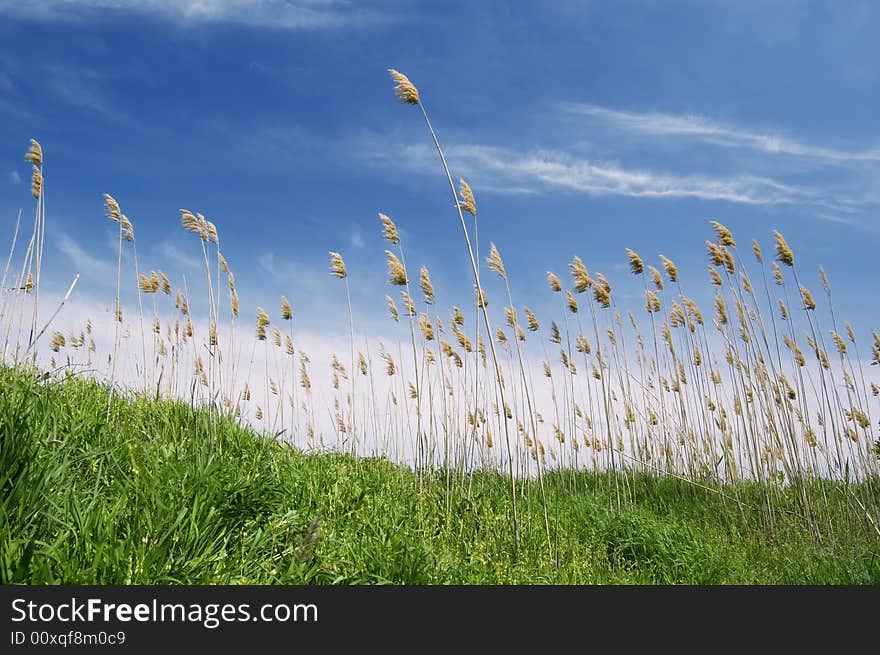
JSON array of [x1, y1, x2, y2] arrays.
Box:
[[349, 226, 365, 250], [558, 102, 880, 164], [156, 240, 201, 272], [55, 232, 116, 283], [0, 0, 395, 30], [814, 212, 865, 228], [390, 142, 824, 207], [8, 169, 20, 185], [209, 114, 877, 215], [47, 66, 116, 116], [258, 252, 326, 296]]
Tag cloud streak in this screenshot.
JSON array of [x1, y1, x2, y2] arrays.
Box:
[[0, 0, 394, 30], [558, 102, 880, 164], [388, 141, 827, 207], [45, 65, 121, 117], [156, 240, 201, 272], [54, 232, 116, 283]]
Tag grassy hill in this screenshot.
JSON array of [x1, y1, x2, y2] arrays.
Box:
[[1, 365, 878, 584]]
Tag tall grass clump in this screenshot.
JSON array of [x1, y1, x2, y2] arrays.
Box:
[[387, 68, 521, 547]]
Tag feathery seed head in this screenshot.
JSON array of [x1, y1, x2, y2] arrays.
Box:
[[593, 281, 611, 308], [384, 250, 407, 286], [721, 246, 735, 274], [649, 265, 663, 291], [658, 255, 678, 283], [459, 178, 476, 217], [119, 214, 134, 242], [625, 248, 644, 275], [800, 285, 816, 311], [419, 313, 434, 341], [452, 306, 464, 326], [385, 294, 399, 322], [709, 267, 723, 287], [772, 261, 784, 285], [714, 293, 728, 326], [159, 272, 171, 295], [138, 274, 154, 294], [25, 138, 43, 166], [281, 295, 293, 320], [682, 297, 703, 325], [255, 307, 270, 340], [486, 243, 506, 280], [576, 333, 591, 354], [670, 302, 685, 328], [401, 290, 416, 315], [751, 239, 763, 263], [710, 221, 736, 247], [380, 343, 396, 376], [50, 331, 65, 352], [524, 307, 539, 331], [566, 290, 578, 313], [103, 193, 122, 222], [180, 209, 200, 234], [388, 69, 420, 104], [195, 213, 210, 241], [504, 306, 518, 329], [661, 322, 673, 349], [299, 361, 311, 391], [819, 266, 830, 293], [831, 330, 846, 356], [329, 251, 347, 279], [30, 165, 42, 199], [547, 271, 562, 293], [475, 285, 488, 309], [706, 241, 725, 267], [645, 290, 661, 314], [419, 266, 435, 304], [378, 212, 399, 244], [569, 256, 592, 293], [773, 230, 794, 267]]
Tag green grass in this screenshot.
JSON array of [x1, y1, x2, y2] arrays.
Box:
[[2, 365, 878, 584]]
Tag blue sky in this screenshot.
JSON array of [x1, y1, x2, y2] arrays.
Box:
[[1, 0, 879, 341]]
